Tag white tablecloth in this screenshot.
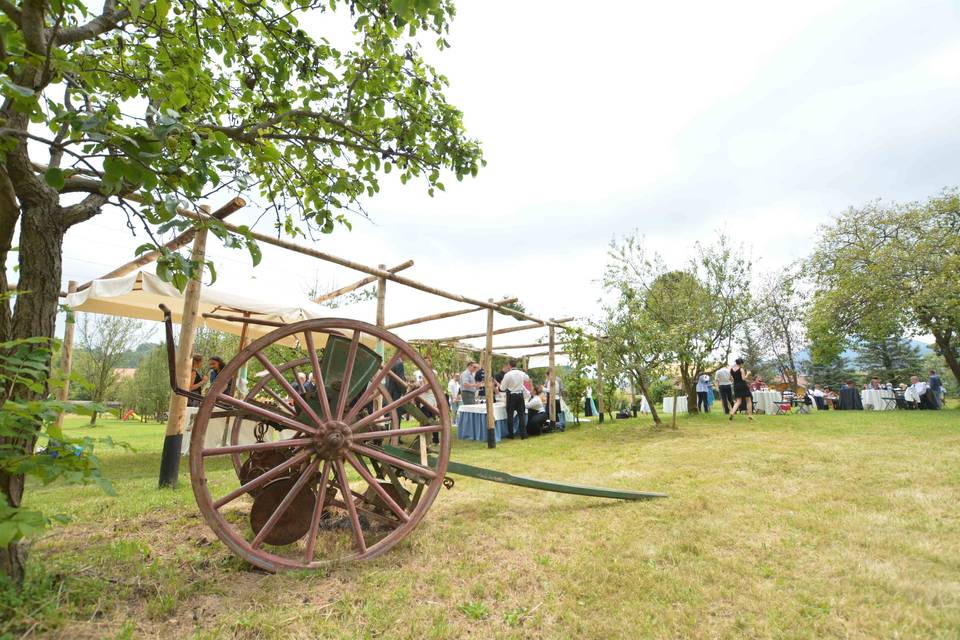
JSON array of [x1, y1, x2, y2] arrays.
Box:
[[640, 396, 651, 414], [862, 389, 896, 410], [663, 396, 688, 414], [181, 407, 265, 455], [459, 398, 577, 424], [752, 391, 782, 414]]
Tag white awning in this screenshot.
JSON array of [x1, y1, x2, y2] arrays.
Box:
[[66, 271, 377, 349]]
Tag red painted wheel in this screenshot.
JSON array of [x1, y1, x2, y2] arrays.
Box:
[[189, 318, 450, 572]]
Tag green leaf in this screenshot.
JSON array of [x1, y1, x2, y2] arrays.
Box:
[[44, 168, 65, 191], [247, 241, 262, 267]]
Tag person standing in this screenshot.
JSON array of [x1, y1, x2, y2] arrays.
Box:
[[715, 365, 734, 414], [500, 360, 528, 439], [928, 369, 943, 409], [728, 358, 754, 421], [187, 354, 207, 407], [459, 362, 481, 406], [207, 356, 233, 396], [696, 374, 711, 413], [447, 374, 461, 417]]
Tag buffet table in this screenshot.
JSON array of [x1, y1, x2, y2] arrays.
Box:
[[662, 396, 688, 414], [456, 402, 519, 442]]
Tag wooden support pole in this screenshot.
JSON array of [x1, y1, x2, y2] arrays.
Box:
[[384, 297, 518, 330], [426, 317, 575, 343], [159, 218, 209, 488], [518, 350, 569, 358], [548, 325, 557, 425], [155, 203, 570, 328], [485, 300, 496, 449], [53, 280, 78, 430], [313, 260, 413, 304], [596, 338, 606, 424], [492, 341, 569, 350], [77, 198, 245, 291]]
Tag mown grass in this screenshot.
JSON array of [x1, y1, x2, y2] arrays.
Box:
[[3, 408, 959, 639]]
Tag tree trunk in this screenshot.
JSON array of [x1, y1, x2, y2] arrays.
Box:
[[933, 330, 960, 387], [90, 410, 98, 426], [1, 202, 67, 584], [635, 373, 661, 426], [680, 364, 698, 415]]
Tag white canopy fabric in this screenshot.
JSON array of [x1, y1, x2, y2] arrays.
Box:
[[66, 271, 378, 349]]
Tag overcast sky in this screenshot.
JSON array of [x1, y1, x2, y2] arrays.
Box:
[[57, 0, 960, 336]]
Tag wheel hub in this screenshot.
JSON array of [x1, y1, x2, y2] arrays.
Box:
[[314, 420, 352, 459]]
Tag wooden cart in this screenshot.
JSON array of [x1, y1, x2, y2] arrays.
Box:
[[160, 306, 665, 572]]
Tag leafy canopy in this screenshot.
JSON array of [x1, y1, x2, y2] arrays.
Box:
[[0, 0, 483, 281]]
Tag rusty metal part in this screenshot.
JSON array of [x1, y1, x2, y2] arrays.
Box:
[[238, 449, 291, 495], [250, 478, 317, 546]]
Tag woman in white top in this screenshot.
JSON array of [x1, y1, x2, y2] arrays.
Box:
[[525, 385, 549, 435], [447, 375, 461, 416]]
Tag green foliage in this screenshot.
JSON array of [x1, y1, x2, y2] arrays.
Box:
[[854, 336, 923, 385], [0, 0, 483, 288], [117, 345, 171, 420], [808, 189, 960, 384], [559, 327, 591, 422], [804, 353, 854, 389], [457, 601, 489, 620], [0, 335, 126, 547], [604, 233, 752, 413]]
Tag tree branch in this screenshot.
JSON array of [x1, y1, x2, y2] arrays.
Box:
[[61, 193, 109, 226], [0, 0, 21, 26], [54, 0, 147, 45]]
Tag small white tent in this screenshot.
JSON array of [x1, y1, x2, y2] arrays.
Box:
[[66, 271, 378, 349]]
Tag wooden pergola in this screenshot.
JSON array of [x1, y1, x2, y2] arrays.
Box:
[[58, 196, 607, 486]]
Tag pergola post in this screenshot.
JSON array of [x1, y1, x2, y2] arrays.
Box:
[[375, 263, 386, 355], [595, 338, 606, 424], [54, 280, 78, 430], [548, 325, 557, 426], [159, 219, 209, 488], [485, 300, 495, 449]]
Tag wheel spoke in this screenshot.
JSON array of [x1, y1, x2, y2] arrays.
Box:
[[202, 438, 313, 457], [333, 459, 367, 553], [351, 424, 441, 441], [343, 351, 402, 423], [251, 457, 321, 549], [335, 330, 361, 420], [303, 460, 331, 563], [254, 351, 324, 429], [350, 443, 437, 479], [303, 331, 333, 422], [213, 449, 312, 509], [352, 383, 431, 432], [345, 452, 410, 523], [260, 386, 299, 417], [215, 393, 318, 435]]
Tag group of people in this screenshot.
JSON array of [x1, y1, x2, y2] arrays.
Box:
[[449, 360, 563, 439], [187, 354, 231, 404], [807, 371, 945, 410], [697, 359, 947, 415]]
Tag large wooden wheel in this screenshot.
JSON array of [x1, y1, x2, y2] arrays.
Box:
[[189, 318, 451, 572]]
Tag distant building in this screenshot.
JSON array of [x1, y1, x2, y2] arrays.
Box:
[[114, 367, 136, 380]]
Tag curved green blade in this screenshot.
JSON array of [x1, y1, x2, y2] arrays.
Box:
[[382, 445, 667, 501]]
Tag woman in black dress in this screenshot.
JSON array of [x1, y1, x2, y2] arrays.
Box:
[[728, 358, 753, 421]]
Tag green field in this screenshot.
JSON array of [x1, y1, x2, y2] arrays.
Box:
[[4, 408, 960, 639]]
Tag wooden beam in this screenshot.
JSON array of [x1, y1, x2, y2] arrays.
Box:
[[521, 351, 569, 358], [596, 337, 606, 423], [548, 325, 557, 425], [313, 259, 413, 304], [53, 281, 78, 430], [159, 217, 209, 488], [384, 297, 518, 330], [77, 197, 245, 292], [143, 201, 571, 328], [485, 300, 495, 449], [425, 317, 575, 343], [492, 341, 570, 350]]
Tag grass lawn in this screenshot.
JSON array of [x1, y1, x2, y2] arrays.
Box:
[[3, 408, 959, 639]]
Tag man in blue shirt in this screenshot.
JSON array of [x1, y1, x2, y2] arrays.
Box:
[[928, 370, 943, 409]]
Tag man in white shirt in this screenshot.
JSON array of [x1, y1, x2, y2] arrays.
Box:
[[500, 360, 528, 439], [715, 365, 734, 414], [459, 362, 481, 406]]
